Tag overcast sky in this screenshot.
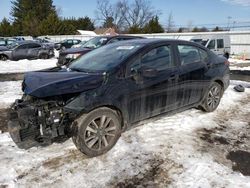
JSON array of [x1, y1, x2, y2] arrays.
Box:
[[1, 0, 250, 28]]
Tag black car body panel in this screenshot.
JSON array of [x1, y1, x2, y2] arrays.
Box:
[[8, 39, 230, 150], [57, 35, 144, 66]]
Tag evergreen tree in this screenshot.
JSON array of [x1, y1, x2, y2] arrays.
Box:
[[11, 0, 57, 36], [128, 25, 143, 34], [77, 17, 95, 31], [143, 16, 164, 34], [0, 18, 13, 37]]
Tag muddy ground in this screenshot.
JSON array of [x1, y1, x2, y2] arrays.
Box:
[[197, 94, 250, 176], [0, 108, 9, 133]]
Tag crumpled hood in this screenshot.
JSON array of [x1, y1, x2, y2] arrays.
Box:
[[60, 47, 92, 55], [23, 71, 104, 98]]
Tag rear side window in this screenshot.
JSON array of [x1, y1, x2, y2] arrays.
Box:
[[141, 45, 174, 71], [67, 40, 73, 44], [178, 45, 209, 65], [199, 49, 209, 63], [178, 45, 200, 65], [217, 39, 224, 48], [28, 43, 41, 48]]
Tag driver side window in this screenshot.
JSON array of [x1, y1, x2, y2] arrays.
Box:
[[130, 45, 173, 73]]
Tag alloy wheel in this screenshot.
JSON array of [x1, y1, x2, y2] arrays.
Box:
[[207, 85, 221, 110], [84, 115, 117, 151]]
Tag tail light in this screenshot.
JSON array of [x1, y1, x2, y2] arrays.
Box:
[[225, 60, 230, 66]]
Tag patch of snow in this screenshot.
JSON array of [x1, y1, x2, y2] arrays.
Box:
[[230, 80, 250, 88], [230, 66, 250, 71], [0, 81, 22, 108], [54, 49, 59, 58], [0, 59, 57, 74], [229, 58, 250, 64]]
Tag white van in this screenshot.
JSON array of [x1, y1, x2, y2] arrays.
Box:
[[190, 35, 231, 59]]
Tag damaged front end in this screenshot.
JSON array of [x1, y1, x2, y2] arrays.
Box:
[[8, 96, 74, 149]]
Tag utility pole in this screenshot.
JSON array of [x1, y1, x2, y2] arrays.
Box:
[[227, 16, 232, 31]]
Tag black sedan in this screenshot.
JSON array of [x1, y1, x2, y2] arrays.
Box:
[[8, 39, 230, 157], [0, 41, 54, 61], [57, 35, 144, 67], [54, 39, 81, 50]]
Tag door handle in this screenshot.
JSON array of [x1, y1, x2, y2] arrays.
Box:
[[169, 74, 178, 81]]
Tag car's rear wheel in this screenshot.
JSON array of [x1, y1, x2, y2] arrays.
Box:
[[72, 107, 122, 157], [0, 54, 8, 61], [39, 53, 48, 59], [201, 82, 223, 112]]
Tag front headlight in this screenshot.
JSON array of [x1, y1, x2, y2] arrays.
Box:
[[65, 53, 81, 59]]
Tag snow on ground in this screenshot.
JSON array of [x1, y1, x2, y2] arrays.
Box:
[[0, 58, 57, 74], [0, 82, 249, 187], [230, 66, 250, 71], [0, 81, 22, 108], [229, 58, 250, 65], [229, 58, 250, 71]]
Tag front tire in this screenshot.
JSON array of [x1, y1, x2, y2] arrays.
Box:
[[201, 82, 223, 112], [0, 54, 8, 61], [72, 107, 122, 157]]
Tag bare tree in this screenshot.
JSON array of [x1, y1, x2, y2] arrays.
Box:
[[166, 12, 174, 32], [96, 0, 159, 31], [95, 0, 125, 29]]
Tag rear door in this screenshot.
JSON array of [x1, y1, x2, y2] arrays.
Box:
[[177, 43, 209, 106], [26, 43, 42, 59], [126, 43, 180, 123]]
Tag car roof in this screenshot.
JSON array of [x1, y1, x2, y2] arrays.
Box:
[[97, 35, 144, 39], [111, 38, 207, 49]]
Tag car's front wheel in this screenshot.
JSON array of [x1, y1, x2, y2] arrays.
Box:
[[201, 82, 223, 112], [72, 107, 122, 157], [0, 54, 8, 61]]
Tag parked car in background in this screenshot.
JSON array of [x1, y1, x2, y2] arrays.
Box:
[[8, 39, 230, 157], [57, 35, 144, 66], [0, 38, 16, 47], [54, 39, 81, 50], [34, 38, 55, 48], [71, 40, 87, 48], [0, 41, 54, 61], [190, 35, 230, 59], [13, 36, 25, 41]]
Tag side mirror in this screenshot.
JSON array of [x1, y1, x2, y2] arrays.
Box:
[[141, 67, 158, 78]]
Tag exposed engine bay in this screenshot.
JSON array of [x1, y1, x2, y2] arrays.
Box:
[[8, 95, 75, 149]]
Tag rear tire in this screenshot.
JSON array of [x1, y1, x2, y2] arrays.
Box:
[[201, 82, 223, 112], [72, 107, 122, 157], [39, 53, 48, 59]]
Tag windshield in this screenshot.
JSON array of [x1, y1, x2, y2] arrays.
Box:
[[191, 39, 209, 46], [81, 37, 108, 49], [8, 42, 19, 49], [69, 43, 142, 72]]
